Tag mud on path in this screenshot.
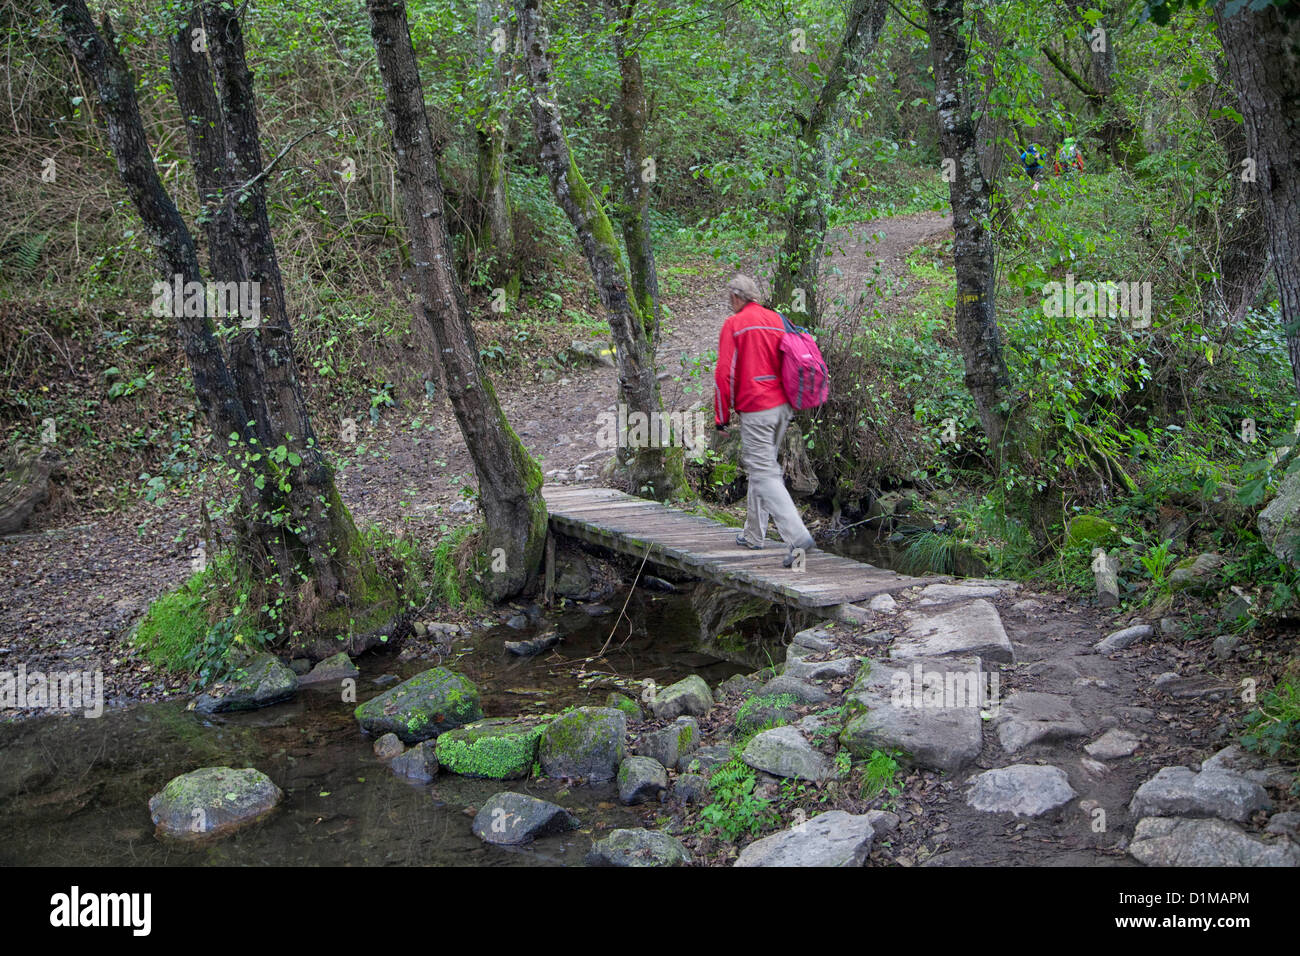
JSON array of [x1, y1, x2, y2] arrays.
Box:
[[0, 210, 941, 706]]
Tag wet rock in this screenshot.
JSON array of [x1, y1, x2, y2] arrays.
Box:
[[674, 773, 709, 804], [374, 733, 405, 759], [760, 674, 828, 705], [353, 667, 482, 744], [840, 657, 984, 773], [742, 726, 832, 781], [894, 599, 1014, 663], [994, 692, 1088, 754], [436, 717, 548, 779], [538, 707, 627, 782], [390, 740, 439, 782], [617, 756, 668, 804], [149, 767, 282, 843], [505, 614, 528, 630], [1094, 624, 1153, 653], [194, 654, 298, 714], [299, 651, 359, 687], [642, 575, 677, 593], [605, 691, 643, 721], [1129, 816, 1300, 867], [734, 810, 874, 867], [1084, 728, 1141, 760], [966, 765, 1077, 817], [471, 791, 579, 846], [504, 632, 560, 656], [289, 658, 312, 676], [650, 674, 714, 719], [586, 828, 691, 867], [1129, 766, 1270, 823], [637, 716, 699, 768]]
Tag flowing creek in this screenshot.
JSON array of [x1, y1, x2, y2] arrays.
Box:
[[0, 587, 755, 866]]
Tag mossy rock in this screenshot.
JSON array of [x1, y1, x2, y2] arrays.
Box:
[[148, 766, 282, 844], [354, 667, 482, 744], [1066, 515, 1120, 548], [193, 654, 298, 714], [605, 691, 643, 721], [735, 693, 799, 738], [435, 717, 549, 779], [539, 706, 627, 782]]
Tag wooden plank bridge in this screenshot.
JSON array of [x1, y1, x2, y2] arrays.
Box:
[[542, 485, 929, 618]]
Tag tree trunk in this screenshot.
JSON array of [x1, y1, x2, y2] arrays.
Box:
[[1213, 0, 1300, 397], [514, 0, 685, 499], [771, 0, 888, 326], [924, 0, 1010, 452], [367, 0, 547, 600], [607, 0, 662, 346], [472, 0, 518, 298]]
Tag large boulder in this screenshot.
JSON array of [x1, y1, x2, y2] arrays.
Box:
[[539, 707, 627, 781], [435, 717, 548, 779], [966, 765, 1077, 817], [585, 828, 692, 867], [617, 756, 668, 804], [193, 654, 298, 714], [1129, 817, 1300, 867], [741, 726, 832, 781], [471, 792, 579, 846], [1258, 471, 1300, 564], [149, 766, 282, 843], [734, 811, 874, 867], [1129, 766, 1270, 823], [353, 667, 482, 743], [650, 675, 714, 720]]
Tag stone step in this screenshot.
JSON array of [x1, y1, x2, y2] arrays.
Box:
[[891, 599, 1014, 665]]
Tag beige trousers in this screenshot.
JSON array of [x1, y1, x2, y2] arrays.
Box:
[[737, 402, 813, 549]]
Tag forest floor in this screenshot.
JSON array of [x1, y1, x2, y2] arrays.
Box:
[[4, 210, 1291, 866]]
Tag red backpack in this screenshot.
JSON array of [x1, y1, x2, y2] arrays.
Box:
[[778, 314, 830, 410]]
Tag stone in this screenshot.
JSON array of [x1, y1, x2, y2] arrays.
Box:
[[1159, 617, 1180, 638], [735, 694, 799, 737], [390, 740, 439, 782], [504, 632, 560, 656], [605, 691, 643, 721], [649, 674, 714, 719], [830, 603, 872, 625], [759, 675, 828, 705], [435, 717, 548, 779], [793, 626, 837, 652], [1257, 470, 1300, 564], [637, 716, 699, 768], [1212, 634, 1241, 659], [289, 658, 312, 676], [994, 693, 1088, 754], [866, 809, 900, 837], [1220, 594, 1253, 623], [374, 733, 405, 759], [1084, 728, 1141, 760], [617, 756, 668, 804], [868, 593, 898, 612], [734, 810, 874, 867], [840, 657, 984, 773], [679, 744, 732, 776], [194, 654, 298, 714], [354, 667, 482, 744], [1265, 811, 1300, 840], [568, 338, 617, 368], [715, 674, 761, 699], [1200, 744, 1296, 790], [674, 773, 709, 804], [1129, 817, 1300, 867], [1169, 552, 1226, 591], [586, 828, 692, 867], [1066, 515, 1119, 548], [1094, 550, 1120, 608], [538, 707, 627, 782], [784, 654, 858, 681], [471, 792, 579, 846], [854, 630, 893, 646], [893, 599, 1013, 663], [1129, 766, 1270, 823], [966, 765, 1077, 817], [1155, 675, 1233, 700], [149, 766, 282, 843], [742, 726, 832, 781], [917, 582, 1002, 604], [1094, 624, 1153, 653], [299, 651, 359, 687]]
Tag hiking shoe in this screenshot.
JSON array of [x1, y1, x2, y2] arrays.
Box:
[[736, 534, 763, 550], [782, 538, 816, 568]]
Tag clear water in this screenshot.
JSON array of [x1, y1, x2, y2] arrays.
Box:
[[0, 588, 749, 866]]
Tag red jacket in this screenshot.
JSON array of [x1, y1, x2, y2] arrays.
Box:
[[714, 301, 788, 426]]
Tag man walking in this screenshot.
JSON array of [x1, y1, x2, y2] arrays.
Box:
[[714, 274, 816, 568]]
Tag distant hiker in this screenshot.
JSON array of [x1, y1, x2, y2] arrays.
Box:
[[1054, 137, 1084, 176], [714, 274, 816, 568], [1019, 143, 1044, 190]]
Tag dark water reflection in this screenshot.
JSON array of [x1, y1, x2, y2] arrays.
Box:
[[0, 588, 748, 867]]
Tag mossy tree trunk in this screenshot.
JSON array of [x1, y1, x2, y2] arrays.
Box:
[[367, 0, 547, 600], [770, 0, 888, 326], [607, 0, 662, 347], [515, 0, 686, 499], [56, 0, 372, 648]]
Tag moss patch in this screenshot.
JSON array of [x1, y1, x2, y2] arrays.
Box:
[[435, 718, 549, 779]]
